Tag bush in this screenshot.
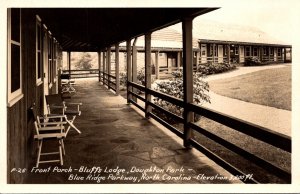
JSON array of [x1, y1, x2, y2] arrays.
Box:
[[119, 72, 127, 87], [197, 62, 236, 75], [153, 70, 210, 123], [244, 57, 263, 66]]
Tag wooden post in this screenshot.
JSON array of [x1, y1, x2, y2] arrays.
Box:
[[196, 50, 199, 70], [268, 47, 271, 62], [155, 51, 159, 79], [107, 47, 111, 90], [177, 51, 181, 70], [283, 48, 287, 62], [145, 32, 152, 118], [227, 44, 231, 64], [182, 17, 194, 148], [238, 45, 241, 63], [98, 51, 101, 82], [132, 38, 138, 102], [126, 40, 132, 104], [115, 43, 120, 95], [67, 51, 71, 76], [212, 44, 215, 63], [260, 46, 263, 62], [103, 51, 106, 85]]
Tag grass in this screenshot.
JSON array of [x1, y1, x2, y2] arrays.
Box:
[[118, 66, 292, 183], [208, 66, 291, 110]]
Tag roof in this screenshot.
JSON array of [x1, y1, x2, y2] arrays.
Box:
[[31, 8, 216, 51], [119, 18, 291, 49], [192, 19, 291, 46]]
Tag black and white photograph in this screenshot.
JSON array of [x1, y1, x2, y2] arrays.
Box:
[[1, 0, 300, 193]]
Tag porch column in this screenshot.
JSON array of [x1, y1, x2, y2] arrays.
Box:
[[98, 51, 101, 82], [155, 51, 160, 79], [268, 47, 271, 62], [145, 32, 152, 118], [182, 17, 194, 148], [126, 40, 132, 104], [227, 44, 231, 64], [107, 47, 111, 89], [238, 45, 241, 63], [260, 46, 263, 62], [67, 51, 71, 76], [177, 51, 181, 70], [283, 48, 287, 62], [196, 50, 200, 70], [132, 38, 138, 102], [115, 43, 120, 95], [212, 44, 215, 63], [103, 51, 106, 85]]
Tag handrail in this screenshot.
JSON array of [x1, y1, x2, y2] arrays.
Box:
[[125, 77, 291, 183], [187, 103, 291, 152]]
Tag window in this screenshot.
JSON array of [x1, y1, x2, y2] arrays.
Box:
[[7, 8, 23, 107], [270, 48, 274, 55], [245, 46, 251, 56], [36, 15, 43, 85], [201, 44, 206, 56], [210, 44, 217, 57], [263, 47, 267, 55], [277, 48, 282, 56], [253, 47, 258, 56], [234, 47, 239, 55]]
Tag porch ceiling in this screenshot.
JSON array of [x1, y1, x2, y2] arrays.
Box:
[[33, 8, 218, 52]]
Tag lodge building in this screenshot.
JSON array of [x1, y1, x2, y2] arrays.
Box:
[[6, 8, 291, 184]]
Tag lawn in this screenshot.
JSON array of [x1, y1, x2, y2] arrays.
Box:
[[208, 66, 291, 110]]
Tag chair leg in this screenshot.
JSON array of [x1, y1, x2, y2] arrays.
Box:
[[59, 140, 63, 166], [36, 140, 43, 168], [66, 116, 81, 135], [61, 139, 65, 155]]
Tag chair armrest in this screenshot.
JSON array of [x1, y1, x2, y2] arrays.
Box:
[[43, 115, 67, 119], [50, 105, 66, 109], [65, 102, 82, 106], [39, 121, 67, 126]]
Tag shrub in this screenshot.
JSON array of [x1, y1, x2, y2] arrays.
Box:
[[244, 57, 263, 66], [153, 70, 210, 123], [119, 72, 127, 87], [197, 62, 236, 75]]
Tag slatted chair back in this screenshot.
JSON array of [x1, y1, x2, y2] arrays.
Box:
[[45, 94, 66, 115]]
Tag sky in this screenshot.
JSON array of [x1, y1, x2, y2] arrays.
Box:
[[194, 0, 299, 44]]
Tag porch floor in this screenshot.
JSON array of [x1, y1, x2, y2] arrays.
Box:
[[25, 79, 240, 184]]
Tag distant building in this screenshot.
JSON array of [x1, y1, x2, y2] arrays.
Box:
[[115, 19, 291, 78]]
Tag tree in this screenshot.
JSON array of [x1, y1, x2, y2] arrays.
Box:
[[74, 52, 93, 70]]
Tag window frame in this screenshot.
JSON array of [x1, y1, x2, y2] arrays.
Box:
[[245, 46, 251, 57], [7, 8, 23, 107], [36, 15, 43, 86], [253, 47, 258, 56], [277, 48, 282, 57], [270, 47, 274, 55], [234, 47, 239, 55]]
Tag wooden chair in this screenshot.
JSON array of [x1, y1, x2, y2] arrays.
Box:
[[31, 105, 67, 167], [61, 73, 76, 94], [45, 94, 82, 135]]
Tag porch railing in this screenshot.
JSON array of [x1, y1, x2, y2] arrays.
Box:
[[127, 81, 291, 184], [62, 69, 100, 79], [100, 71, 117, 92]]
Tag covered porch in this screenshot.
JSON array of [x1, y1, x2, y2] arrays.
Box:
[[24, 79, 237, 184]]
